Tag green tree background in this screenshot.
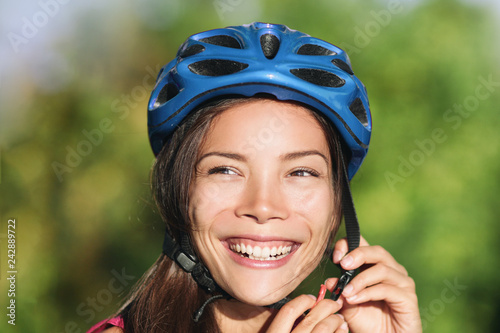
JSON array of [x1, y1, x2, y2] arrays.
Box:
[[1, 0, 499, 332]]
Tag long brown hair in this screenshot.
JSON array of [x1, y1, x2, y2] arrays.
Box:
[[115, 96, 345, 332]]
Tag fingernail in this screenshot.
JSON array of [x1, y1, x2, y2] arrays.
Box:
[[333, 250, 343, 263], [346, 294, 358, 302], [343, 284, 353, 296], [341, 255, 353, 268], [340, 322, 349, 331], [336, 313, 345, 320], [307, 294, 316, 301]]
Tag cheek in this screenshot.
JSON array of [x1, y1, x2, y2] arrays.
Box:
[[291, 186, 335, 225], [295, 187, 337, 255], [189, 187, 225, 262], [189, 181, 238, 231]]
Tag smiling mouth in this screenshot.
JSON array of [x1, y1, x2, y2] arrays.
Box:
[[227, 239, 298, 261]]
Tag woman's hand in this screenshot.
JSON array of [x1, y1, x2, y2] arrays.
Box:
[[326, 236, 422, 333], [267, 294, 349, 332]]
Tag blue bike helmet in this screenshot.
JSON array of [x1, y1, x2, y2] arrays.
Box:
[[148, 22, 371, 180]]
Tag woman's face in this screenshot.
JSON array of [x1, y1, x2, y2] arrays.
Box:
[[189, 99, 337, 305]]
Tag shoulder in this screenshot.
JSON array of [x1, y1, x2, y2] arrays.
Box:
[[87, 317, 125, 333], [101, 328, 124, 333]]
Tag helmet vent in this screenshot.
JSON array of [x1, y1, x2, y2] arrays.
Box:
[[199, 35, 242, 49], [332, 59, 354, 75], [290, 68, 345, 88], [349, 98, 369, 126], [260, 33, 280, 59], [297, 44, 337, 56], [188, 59, 249, 76], [179, 44, 206, 58], [154, 83, 179, 108]]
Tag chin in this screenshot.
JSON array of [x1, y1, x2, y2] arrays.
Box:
[[224, 278, 297, 306], [233, 292, 286, 307]]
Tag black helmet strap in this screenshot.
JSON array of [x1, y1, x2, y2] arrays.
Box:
[[330, 150, 360, 301]]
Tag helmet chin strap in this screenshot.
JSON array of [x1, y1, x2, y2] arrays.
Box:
[[162, 230, 288, 322], [162, 153, 360, 321], [162, 231, 232, 322], [162, 231, 227, 296], [330, 151, 360, 301]]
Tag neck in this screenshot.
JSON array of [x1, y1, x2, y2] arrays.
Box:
[[214, 299, 277, 333]]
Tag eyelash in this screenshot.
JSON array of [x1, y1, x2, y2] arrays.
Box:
[[289, 167, 320, 177], [207, 165, 237, 175]]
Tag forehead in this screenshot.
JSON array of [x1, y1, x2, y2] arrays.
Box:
[[200, 99, 330, 158]]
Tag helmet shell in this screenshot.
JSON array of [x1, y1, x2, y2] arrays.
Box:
[[148, 22, 371, 179]]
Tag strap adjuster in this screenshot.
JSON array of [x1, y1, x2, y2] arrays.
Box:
[[174, 251, 197, 272], [163, 231, 198, 272], [330, 269, 355, 301]]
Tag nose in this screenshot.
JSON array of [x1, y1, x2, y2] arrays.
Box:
[[235, 176, 289, 223]]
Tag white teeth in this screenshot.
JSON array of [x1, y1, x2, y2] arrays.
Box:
[[229, 242, 293, 261]]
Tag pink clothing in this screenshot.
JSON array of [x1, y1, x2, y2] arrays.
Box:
[[87, 317, 124, 332]]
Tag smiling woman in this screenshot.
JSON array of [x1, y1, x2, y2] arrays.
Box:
[[189, 100, 339, 308], [88, 22, 421, 333]]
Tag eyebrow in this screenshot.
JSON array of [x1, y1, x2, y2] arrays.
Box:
[[281, 150, 329, 165], [196, 152, 247, 165], [196, 150, 329, 165]]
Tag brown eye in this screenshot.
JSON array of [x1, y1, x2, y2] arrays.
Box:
[[289, 168, 319, 177], [208, 166, 238, 175]]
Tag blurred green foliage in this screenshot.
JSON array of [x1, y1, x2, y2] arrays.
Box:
[[1, 0, 499, 332]]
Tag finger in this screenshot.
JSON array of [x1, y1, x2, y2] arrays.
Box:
[[324, 277, 339, 292], [340, 283, 421, 332], [308, 314, 347, 333], [333, 315, 349, 333], [343, 283, 418, 312], [267, 294, 316, 332], [339, 245, 408, 275], [341, 264, 416, 300], [293, 299, 343, 332], [332, 235, 370, 264], [332, 238, 348, 264], [334, 319, 349, 333]]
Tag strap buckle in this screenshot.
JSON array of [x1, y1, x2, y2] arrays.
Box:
[[162, 231, 198, 272], [330, 269, 355, 301]]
